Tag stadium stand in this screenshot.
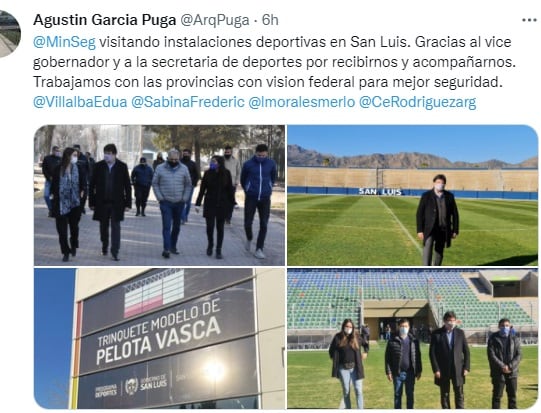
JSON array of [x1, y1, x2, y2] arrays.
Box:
[[288, 167, 538, 193], [287, 269, 537, 330]]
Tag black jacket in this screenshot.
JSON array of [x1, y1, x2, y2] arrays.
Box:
[[416, 189, 459, 247], [328, 332, 369, 379], [487, 332, 521, 378], [385, 333, 422, 377], [181, 158, 200, 187], [89, 160, 132, 222], [42, 153, 61, 182], [429, 326, 470, 387], [195, 169, 235, 219]]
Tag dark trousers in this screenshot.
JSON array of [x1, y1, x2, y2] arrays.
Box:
[[244, 196, 270, 249], [423, 226, 446, 266], [206, 216, 225, 250], [393, 370, 415, 409], [134, 185, 150, 212], [99, 204, 121, 254], [439, 378, 464, 409], [492, 375, 518, 409], [55, 208, 81, 255]]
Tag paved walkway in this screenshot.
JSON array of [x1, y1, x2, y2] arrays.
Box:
[[0, 33, 16, 57], [34, 197, 285, 267]]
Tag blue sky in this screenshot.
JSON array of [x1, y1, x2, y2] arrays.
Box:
[[287, 125, 538, 164], [34, 268, 75, 409]]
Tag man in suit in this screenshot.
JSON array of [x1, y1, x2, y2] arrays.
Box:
[[416, 174, 459, 266], [89, 143, 132, 261], [429, 311, 470, 409]]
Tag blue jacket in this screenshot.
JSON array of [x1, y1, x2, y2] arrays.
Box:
[[241, 156, 277, 200], [131, 163, 154, 188]]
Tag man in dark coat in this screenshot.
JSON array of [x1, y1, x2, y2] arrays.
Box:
[[487, 318, 522, 408], [73, 144, 90, 214], [41, 145, 62, 217], [429, 311, 470, 409], [180, 148, 200, 224], [416, 174, 459, 266], [89, 144, 132, 261], [385, 319, 422, 409], [131, 157, 154, 216]]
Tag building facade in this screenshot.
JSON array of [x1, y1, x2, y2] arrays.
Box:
[[69, 267, 285, 409]]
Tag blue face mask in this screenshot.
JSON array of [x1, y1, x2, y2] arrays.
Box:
[[500, 326, 510, 336], [209, 163, 218, 170]]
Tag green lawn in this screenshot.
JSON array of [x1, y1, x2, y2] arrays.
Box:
[[287, 343, 538, 409], [287, 195, 538, 266]]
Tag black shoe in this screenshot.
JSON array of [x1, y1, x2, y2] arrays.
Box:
[[162, 250, 170, 258], [170, 248, 180, 255], [136, 211, 140, 216], [101, 249, 108, 256], [62, 254, 69, 262], [112, 252, 119, 261], [48, 211, 54, 218], [70, 247, 77, 257], [215, 250, 223, 259], [206, 246, 213, 256], [141, 212, 146, 217]]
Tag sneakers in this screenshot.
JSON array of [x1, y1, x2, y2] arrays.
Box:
[[245, 240, 251, 252], [254, 248, 266, 259]]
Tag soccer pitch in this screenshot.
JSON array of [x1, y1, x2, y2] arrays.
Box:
[[287, 343, 539, 409], [287, 195, 538, 266]]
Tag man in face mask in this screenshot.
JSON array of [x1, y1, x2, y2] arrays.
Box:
[[416, 174, 460, 266], [180, 148, 200, 224], [240, 143, 277, 259], [152, 148, 192, 258], [487, 318, 522, 408], [429, 311, 470, 408], [385, 319, 422, 409], [88, 143, 132, 261], [223, 145, 241, 224]]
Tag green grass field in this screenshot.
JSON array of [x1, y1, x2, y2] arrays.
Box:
[[287, 343, 538, 409], [287, 195, 538, 266]]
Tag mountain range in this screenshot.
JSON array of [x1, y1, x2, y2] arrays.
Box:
[[287, 144, 538, 169]]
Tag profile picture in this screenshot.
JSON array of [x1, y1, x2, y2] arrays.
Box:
[[0, 11, 20, 57]]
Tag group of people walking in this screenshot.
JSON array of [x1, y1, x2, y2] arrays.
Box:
[[329, 312, 522, 409], [42, 143, 277, 262]]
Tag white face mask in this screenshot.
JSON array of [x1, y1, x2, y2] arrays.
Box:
[[344, 328, 352, 335], [71, 156, 78, 164], [104, 154, 115, 163], [435, 183, 445, 191]]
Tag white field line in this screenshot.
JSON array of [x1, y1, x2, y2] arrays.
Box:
[[378, 197, 423, 255]]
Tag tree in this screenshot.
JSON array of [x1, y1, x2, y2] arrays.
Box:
[[148, 125, 248, 169]]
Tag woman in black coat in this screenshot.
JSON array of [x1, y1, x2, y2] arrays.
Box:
[[195, 155, 235, 259], [328, 318, 369, 409], [51, 147, 86, 261]]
